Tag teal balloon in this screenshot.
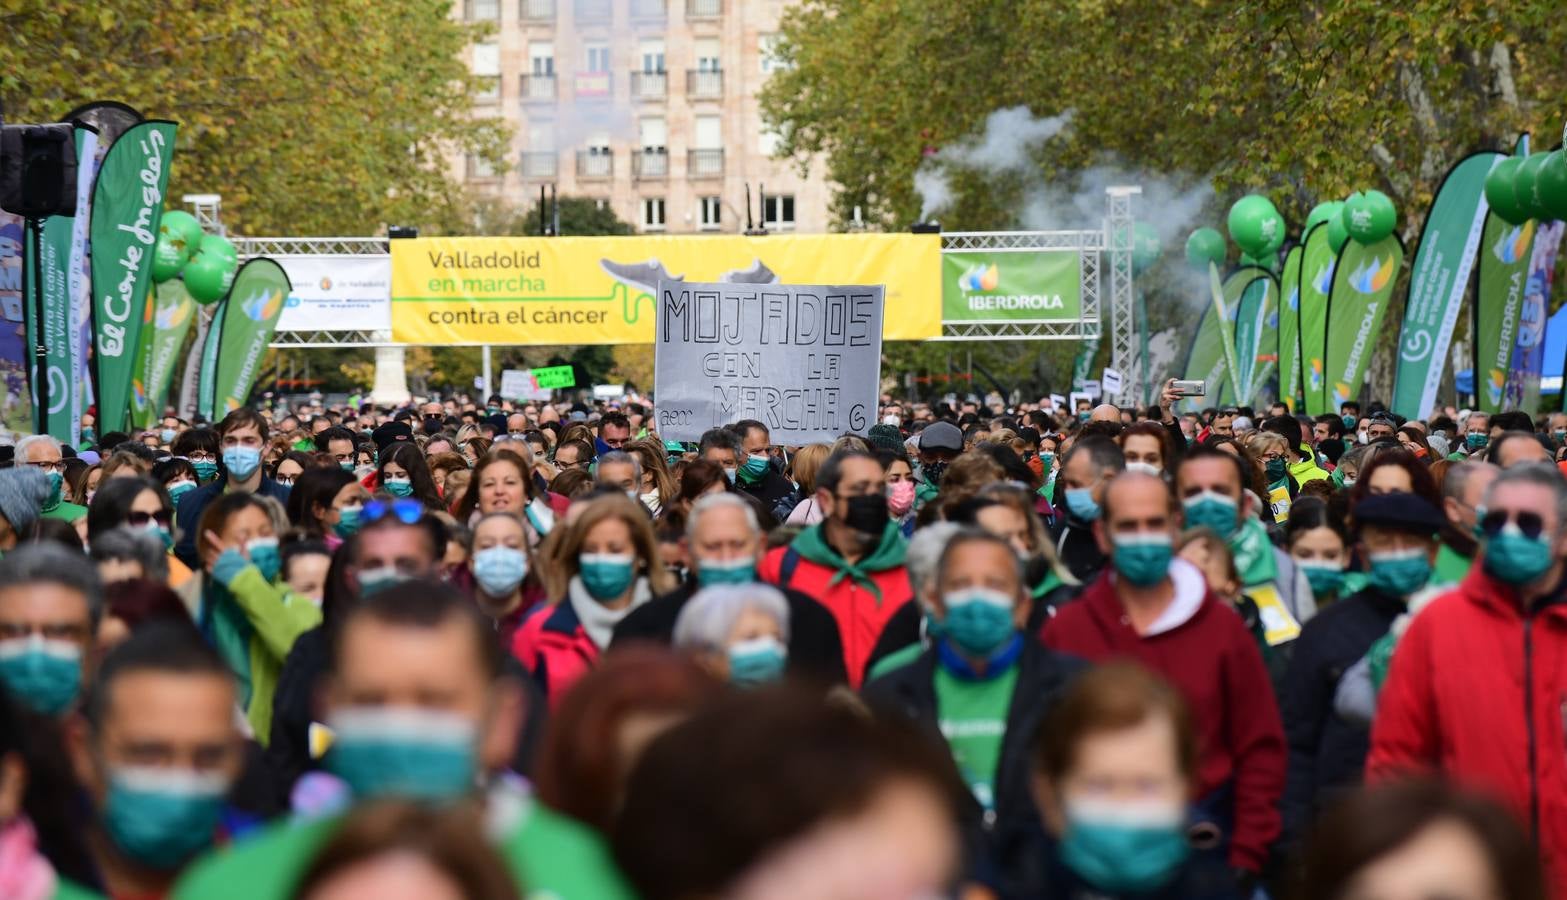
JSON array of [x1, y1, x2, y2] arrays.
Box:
[[1185, 227, 1226, 269], [183, 252, 237, 304], [1514, 153, 1551, 220], [1536, 151, 1567, 221], [151, 234, 189, 283], [1130, 222, 1161, 275], [200, 234, 238, 262], [1327, 213, 1350, 253], [1305, 201, 1343, 234], [158, 210, 203, 257], [1342, 190, 1396, 244], [1228, 194, 1281, 257], [1485, 157, 1528, 225]]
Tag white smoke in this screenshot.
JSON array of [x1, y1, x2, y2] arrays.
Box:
[[915, 107, 1075, 221]]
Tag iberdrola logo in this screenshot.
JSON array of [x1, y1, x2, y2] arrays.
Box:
[[1312, 261, 1335, 295], [242, 288, 284, 323], [1308, 358, 1323, 392], [155, 298, 190, 330], [1487, 368, 1506, 406], [1286, 285, 1299, 311], [958, 263, 1000, 292], [132, 378, 147, 407], [1492, 221, 1535, 264], [1348, 255, 1395, 294], [1332, 381, 1354, 406]]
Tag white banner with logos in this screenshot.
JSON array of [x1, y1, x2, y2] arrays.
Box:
[[275, 255, 391, 332]]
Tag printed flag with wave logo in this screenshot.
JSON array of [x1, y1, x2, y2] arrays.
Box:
[[129, 279, 196, 428], [1323, 235, 1405, 413], [1297, 223, 1337, 415], [202, 258, 289, 418], [1221, 266, 1270, 406], [1507, 221, 1564, 412], [1473, 216, 1537, 414], [1278, 243, 1304, 410]]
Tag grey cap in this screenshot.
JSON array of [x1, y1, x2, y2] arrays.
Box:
[[918, 421, 963, 452], [0, 467, 50, 533]]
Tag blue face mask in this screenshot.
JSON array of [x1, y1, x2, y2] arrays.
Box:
[[222, 446, 262, 480], [246, 537, 281, 583], [473, 546, 529, 597], [594, 437, 614, 457], [697, 557, 756, 587], [334, 505, 363, 538], [146, 522, 174, 552], [1482, 522, 1554, 586], [383, 477, 414, 498], [1111, 533, 1173, 587], [0, 637, 82, 715], [728, 636, 787, 687], [166, 479, 197, 505], [1059, 799, 1190, 892], [1466, 432, 1489, 452], [160, 428, 177, 444], [941, 588, 1017, 658], [1064, 487, 1100, 522], [1181, 490, 1240, 539], [81, 427, 95, 446], [1367, 548, 1432, 596], [739, 453, 770, 484], [1342, 415, 1357, 431], [579, 553, 636, 601], [326, 707, 477, 800], [102, 767, 228, 871], [1297, 560, 1346, 596], [192, 459, 219, 482], [45, 471, 63, 509], [723, 466, 738, 485]]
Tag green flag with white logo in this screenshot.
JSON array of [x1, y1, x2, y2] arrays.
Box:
[[1278, 244, 1304, 411], [130, 279, 196, 428], [1324, 235, 1405, 412], [1297, 224, 1337, 415], [208, 258, 290, 416]]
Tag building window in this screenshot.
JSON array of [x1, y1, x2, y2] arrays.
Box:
[[467, 154, 496, 179], [695, 38, 721, 72], [530, 43, 555, 76], [762, 194, 795, 230], [700, 196, 721, 231], [758, 126, 781, 157], [642, 198, 667, 231], [759, 34, 789, 74], [640, 38, 666, 74], [473, 43, 501, 103], [586, 44, 611, 73], [468, 0, 499, 20]]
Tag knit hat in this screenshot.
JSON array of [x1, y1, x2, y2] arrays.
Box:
[[0, 467, 50, 533], [867, 424, 904, 452]]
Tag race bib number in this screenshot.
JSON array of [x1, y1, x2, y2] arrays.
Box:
[[1250, 584, 1301, 645]]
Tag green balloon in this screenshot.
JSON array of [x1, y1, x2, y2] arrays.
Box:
[[1536, 151, 1567, 221], [151, 234, 189, 283], [1305, 201, 1343, 234], [1185, 227, 1226, 269], [1327, 213, 1350, 253], [1342, 190, 1396, 244], [200, 234, 238, 262], [1228, 194, 1281, 257], [158, 210, 204, 256], [1485, 157, 1528, 225], [1259, 213, 1287, 255], [1514, 153, 1551, 220], [184, 252, 236, 304]]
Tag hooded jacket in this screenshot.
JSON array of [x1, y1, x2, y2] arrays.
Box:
[[759, 521, 912, 688], [1367, 564, 1567, 888]]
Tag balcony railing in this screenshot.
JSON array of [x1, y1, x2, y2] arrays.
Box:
[[629, 0, 666, 20], [631, 71, 667, 100], [574, 72, 612, 100], [577, 151, 613, 178], [688, 149, 724, 178], [521, 0, 555, 20], [573, 0, 610, 20], [633, 149, 669, 179], [520, 152, 558, 178], [521, 74, 556, 102], [686, 0, 720, 17], [687, 69, 722, 99]]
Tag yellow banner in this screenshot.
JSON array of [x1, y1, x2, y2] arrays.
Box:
[[390, 233, 940, 345]]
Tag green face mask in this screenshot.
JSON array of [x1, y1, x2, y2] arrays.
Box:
[[103, 767, 228, 871], [1059, 799, 1190, 892], [325, 707, 477, 800], [1110, 533, 1173, 587], [1482, 524, 1554, 586], [0, 636, 82, 715], [45, 471, 63, 509], [579, 553, 636, 601], [1264, 458, 1288, 484], [383, 478, 414, 498], [1367, 548, 1432, 596], [697, 557, 756, 587], [1297, 560, 1345, 596]]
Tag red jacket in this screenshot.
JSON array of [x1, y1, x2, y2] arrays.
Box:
[[1040, 569, 1287, 873], [759, 545, 912, 688], [510, 600, 597, 709], [1367, 565, 1567, 888]]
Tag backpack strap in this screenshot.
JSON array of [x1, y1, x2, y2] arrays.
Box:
[[778, 547, 802, 590]]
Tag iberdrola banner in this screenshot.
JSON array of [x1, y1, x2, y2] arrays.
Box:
[[1180, 304, 1223, 414], [88, 120, 176, 433], [130, 279, 196, 428], [1390, 151, 1501, 420], [207, 259, 289, 416], [1508, 221, 1565, 411], [1473, 217, 1538, 413], [1210, 263, 1242, 406], [1324, 234, 1405, 412], [1298, 224, 1337, 415], [1278, 244, 1304, 410], [1230, 270, 1276, 405], [1221, 266, 1268, 405]]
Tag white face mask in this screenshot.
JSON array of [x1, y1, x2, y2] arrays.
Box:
[[1356, 430, 1368, 445]]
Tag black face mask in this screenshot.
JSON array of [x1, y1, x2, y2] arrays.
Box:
[[922, 461, 949, 487], [840, 493, 890, 537]]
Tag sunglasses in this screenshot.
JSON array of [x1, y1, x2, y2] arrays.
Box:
[[364, 498, 424, 526], [126, 510, 173, 528], [1478, 508, 1546, 541]]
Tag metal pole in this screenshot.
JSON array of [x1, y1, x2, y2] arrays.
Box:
[[27, 217, 46, 435], [482, 344, 492, 401]]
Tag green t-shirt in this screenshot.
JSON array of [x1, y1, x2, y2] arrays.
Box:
[[934, 662, 1019, 811], [41, 500, 86, 523], [1431, 542, 1472, 589], [173, 793, 634, 900]]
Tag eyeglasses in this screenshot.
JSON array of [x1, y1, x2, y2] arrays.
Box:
[[1478, 508, 1546, 540], [364, 498, 424, 525], [26, 460, 63, 473], [126, 510, 173, 528]]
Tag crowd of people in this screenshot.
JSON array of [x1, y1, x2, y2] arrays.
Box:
[[0, 382, 1561, 899]]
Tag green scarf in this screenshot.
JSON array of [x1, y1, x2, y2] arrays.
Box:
[[1230, 517, 1278, 588], [790, 520, 907, 603]]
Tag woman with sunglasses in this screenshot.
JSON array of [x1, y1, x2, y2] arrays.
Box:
[[194, 491, 322, 743], [86, 476, 196, 592], [511, 494, 676, 708]]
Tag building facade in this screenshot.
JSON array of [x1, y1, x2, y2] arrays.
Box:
[[453, 0, 829, 235]]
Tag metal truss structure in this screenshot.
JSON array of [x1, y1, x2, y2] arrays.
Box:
[[937, 228, 1102, 344], [1104, 186, 1140, 406]]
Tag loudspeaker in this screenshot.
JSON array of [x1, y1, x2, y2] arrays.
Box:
[[0, 123, 78, 218]]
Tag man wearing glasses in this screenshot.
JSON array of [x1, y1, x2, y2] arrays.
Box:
[[16, 434, 86, 524], [1368, 463, 1567, 888], [173, 409, 293, 570]]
